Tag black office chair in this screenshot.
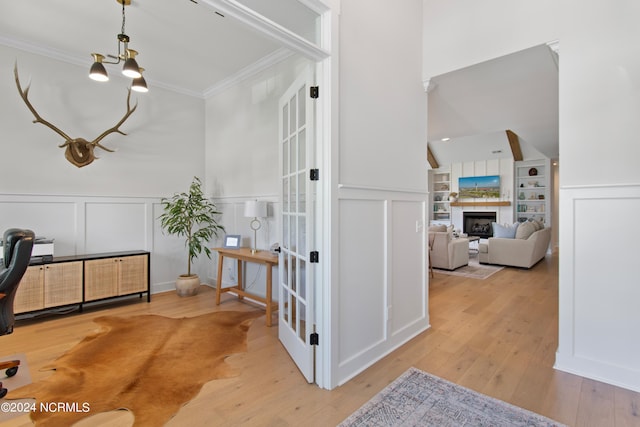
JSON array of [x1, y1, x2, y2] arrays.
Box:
[[0, 228, 35, 398]]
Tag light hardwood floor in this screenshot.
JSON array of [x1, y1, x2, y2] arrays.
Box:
[[1, 252, 639, 426]]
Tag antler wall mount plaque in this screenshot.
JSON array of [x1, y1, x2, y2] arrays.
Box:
[[14, 64, 138, 168]]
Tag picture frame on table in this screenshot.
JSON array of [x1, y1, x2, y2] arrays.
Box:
[[223, 234, 241, 249]]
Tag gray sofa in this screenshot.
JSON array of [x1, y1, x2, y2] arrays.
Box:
[[478, 224, 551, 268]]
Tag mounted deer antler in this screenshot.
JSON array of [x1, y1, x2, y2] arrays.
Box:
[[14, 64, 138, 168]]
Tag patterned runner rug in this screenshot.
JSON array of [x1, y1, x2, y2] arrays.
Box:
[[339, 368, 566, 427]]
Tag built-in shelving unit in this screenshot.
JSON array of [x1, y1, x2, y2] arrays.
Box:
[[515, 159, 551, 225], [430, 168, 451, 224]]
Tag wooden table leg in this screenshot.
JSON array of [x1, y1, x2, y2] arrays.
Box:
[[236, 259, 244, 300], [215, 253, 224, 305], [265, 264, 272, 327]]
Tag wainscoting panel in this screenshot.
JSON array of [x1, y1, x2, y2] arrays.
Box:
[[208, 195, 280, 301], [0, 193, 213, 296], [336, 186, 429, 385], [338, 198, 387, 366], [556, 184, 640, 393], [85, 202, 149, 253], [0, 197, 79, 256], [390, 200, 427, 336]]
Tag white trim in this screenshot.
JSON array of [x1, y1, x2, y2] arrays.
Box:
[[204, 48, 294, 98], [0, 32, 204, 99], [198, 0, 330, 62], [338, 183, 428, 195], [555, 184, 640, 393], [546, 39, 560, 54], [1, 0, 331, 99]]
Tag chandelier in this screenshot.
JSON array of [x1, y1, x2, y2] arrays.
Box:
[[89, 0, 148, 92]]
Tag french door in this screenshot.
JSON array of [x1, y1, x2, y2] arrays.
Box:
[[278, 68, 316, 383]]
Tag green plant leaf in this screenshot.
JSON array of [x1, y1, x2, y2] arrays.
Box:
[[158, 176, 225, 275]]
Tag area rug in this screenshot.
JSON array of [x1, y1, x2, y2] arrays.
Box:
[[8, 310, 262, 427], [434, 256, 503, 280], [339, 367, 566, 427], [0, 353, 35, 423]]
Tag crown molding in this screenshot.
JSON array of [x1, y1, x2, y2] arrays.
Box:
[[204, 48, 294, 98], [546, 40, 559, 55], [0, 32, 87, 69], [423, 79, 436, 93], [0, 0, 332, 100], [0, 32, 204, 98]]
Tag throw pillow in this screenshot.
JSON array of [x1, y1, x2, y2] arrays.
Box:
[[492, 222, 519, 239], [515, 221, 536, 239], [527, 218, 544, 231]]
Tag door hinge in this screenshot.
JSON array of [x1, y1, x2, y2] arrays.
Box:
[[310, 332, 319, 345], [310, 251, 319, 263], [310, 168, 320, 181], [310, 86, 319, 99]]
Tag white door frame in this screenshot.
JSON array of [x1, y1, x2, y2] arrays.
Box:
[[197, 0, 335, 389]]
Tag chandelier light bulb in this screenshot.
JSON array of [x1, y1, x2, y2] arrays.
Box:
[[131, 68, 148, 93], [122, 49, 141, 78], [89, 54, 109, 82]]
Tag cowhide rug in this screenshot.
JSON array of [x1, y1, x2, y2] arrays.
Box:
[[8, 310, 262, 427]]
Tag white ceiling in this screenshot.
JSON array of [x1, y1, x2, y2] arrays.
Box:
[[1, 2, 557, 161], [427, 44, 559, 165], [0, 0, 322, 97]]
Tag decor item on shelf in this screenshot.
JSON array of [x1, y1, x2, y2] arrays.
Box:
[[14, 64, 137, 168], [448, 192, 458, 202], [244, 200, 267, 254], [519, 192, 525, 200], [159, 177, 225, 296], [528, 167, 538, 176], [89, 0, 148, 92]]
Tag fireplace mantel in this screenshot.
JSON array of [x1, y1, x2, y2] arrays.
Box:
[[450, 201, 511, 207]]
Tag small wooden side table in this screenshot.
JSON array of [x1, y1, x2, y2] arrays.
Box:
[[213, 247, 279, 326]]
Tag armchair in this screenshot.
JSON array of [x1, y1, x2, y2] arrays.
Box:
[[429, 229, 469, 270], [0, 228, 35, 398]]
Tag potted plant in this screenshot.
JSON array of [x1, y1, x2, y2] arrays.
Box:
[[159, 176, 225, 296]]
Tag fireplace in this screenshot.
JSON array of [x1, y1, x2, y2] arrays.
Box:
[[463, 212, 497, 238]]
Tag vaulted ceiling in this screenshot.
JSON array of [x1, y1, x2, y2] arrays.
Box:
[[427, 44, 559, 166], [2, 1, 558, 162]]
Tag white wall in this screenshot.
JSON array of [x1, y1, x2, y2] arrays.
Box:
[[447, 158, 515, 230], [423, 0, 640, 392], [422, 0, 561, 81], [555, 1, 640, 392], [204, 54, 310, 298], [332, 0, 429, 387], [1, 46, 205, 197], [0, 46, 209, 294]]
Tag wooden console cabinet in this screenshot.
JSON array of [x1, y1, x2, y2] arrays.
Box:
[[15, 250, 150, 315]]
